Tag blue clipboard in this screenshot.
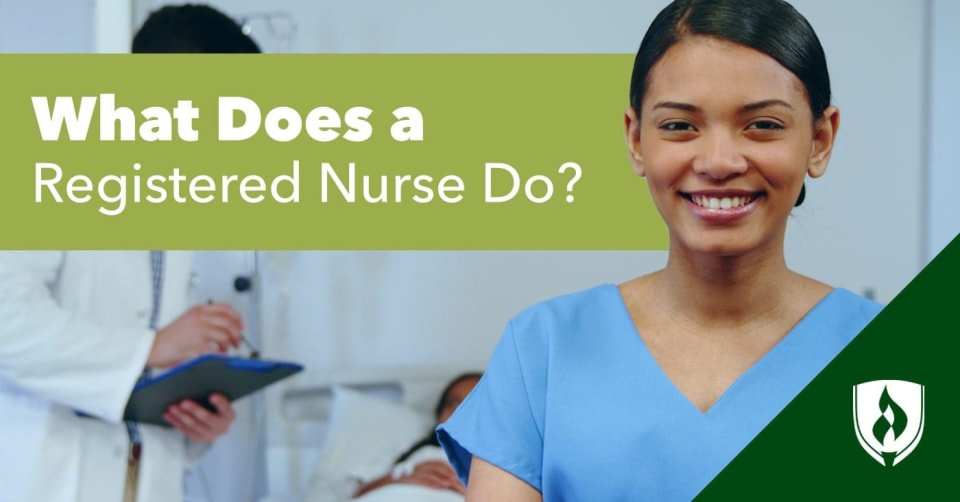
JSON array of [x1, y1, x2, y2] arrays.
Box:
[[123, 354, 303, 427]]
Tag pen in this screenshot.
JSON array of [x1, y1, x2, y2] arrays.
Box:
[[207, 299, 261, 359]]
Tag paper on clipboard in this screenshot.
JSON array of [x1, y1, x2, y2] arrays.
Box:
[[123, 354, 303, 426]]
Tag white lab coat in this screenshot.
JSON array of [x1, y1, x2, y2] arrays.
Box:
[[0, 251, 205, 502]]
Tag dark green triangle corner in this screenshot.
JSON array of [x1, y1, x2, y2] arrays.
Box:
[[697, 234, 960, 500]]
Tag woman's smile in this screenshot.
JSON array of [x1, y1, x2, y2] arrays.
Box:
[[681, 190, 764, 223]]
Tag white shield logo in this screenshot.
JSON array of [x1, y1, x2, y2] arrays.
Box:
[[852, 380, 924, 466]]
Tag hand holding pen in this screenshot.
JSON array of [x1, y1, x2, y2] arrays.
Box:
[[146, 300, 245, 368], [205, 299, 261, 359]]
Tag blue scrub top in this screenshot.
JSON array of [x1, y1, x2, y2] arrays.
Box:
[[438, 284, 881, 501]]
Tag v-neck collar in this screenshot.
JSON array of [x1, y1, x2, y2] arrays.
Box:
[[608, 284, 845, 418]]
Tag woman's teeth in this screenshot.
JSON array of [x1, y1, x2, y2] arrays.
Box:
[[691, 195, 753, 209]]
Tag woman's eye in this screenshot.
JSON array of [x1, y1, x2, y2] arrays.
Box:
[[748, 120, 784, 130], [660, 122, 695, 132]]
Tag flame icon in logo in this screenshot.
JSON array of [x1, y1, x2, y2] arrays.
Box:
[[853, 380, 924, 467], [871, 386, 908, 466]]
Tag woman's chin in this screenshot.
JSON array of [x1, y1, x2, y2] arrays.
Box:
[[676, 234, 768, 259]]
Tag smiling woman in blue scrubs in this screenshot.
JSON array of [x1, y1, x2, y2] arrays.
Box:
[[437, 0, 883, 500]]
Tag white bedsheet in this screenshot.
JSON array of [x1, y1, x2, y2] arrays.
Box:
[[306, 445, 464, 502], [355, 484, 463, 502]]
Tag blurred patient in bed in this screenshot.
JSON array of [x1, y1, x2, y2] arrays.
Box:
[[352, 373, 482, 499]]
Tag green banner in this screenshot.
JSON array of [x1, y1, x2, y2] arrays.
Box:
[[698, 234, 960, 499], [0, 54, 667, 250]]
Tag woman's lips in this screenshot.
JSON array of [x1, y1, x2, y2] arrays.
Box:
[[681, 191, 763, 223]]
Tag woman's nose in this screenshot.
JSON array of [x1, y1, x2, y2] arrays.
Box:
[[691, 130, 748, 180]]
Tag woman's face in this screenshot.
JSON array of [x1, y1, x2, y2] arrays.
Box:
[[625, 36, 838, 259], [437, 376, 479, 424]]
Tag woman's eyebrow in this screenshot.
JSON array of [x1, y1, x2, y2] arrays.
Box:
[[652, 101, 700, 113], [651, 100, 795, 114], [740, 99, 794, 113]]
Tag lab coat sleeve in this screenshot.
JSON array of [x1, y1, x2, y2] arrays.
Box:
[[0, 251, 156, 422]]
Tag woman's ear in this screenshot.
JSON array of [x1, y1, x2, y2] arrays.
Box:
[[625, 107, 645, 177], [808, 105, 840, 179]]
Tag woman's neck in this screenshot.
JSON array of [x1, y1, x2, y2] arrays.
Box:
[[652, 244, 802, 328]]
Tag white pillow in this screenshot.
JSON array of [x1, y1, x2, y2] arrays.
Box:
[[309, 385, 434, 486]]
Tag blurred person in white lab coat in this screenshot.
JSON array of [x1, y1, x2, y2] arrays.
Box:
[[0, 251, 245, 502], [0, 5, 262, 502]]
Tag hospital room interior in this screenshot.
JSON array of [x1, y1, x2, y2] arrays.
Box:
[[2, 0, 958, 501]]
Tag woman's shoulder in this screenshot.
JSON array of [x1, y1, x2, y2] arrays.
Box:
[[823, 288, 885, 318], [792, 274, 884, 333], [498, 283, 631, 354], [510, 283, 622, 325], [810, 287, 885, 341]]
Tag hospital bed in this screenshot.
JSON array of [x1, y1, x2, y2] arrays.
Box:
[[259, 365, 474, 502]]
